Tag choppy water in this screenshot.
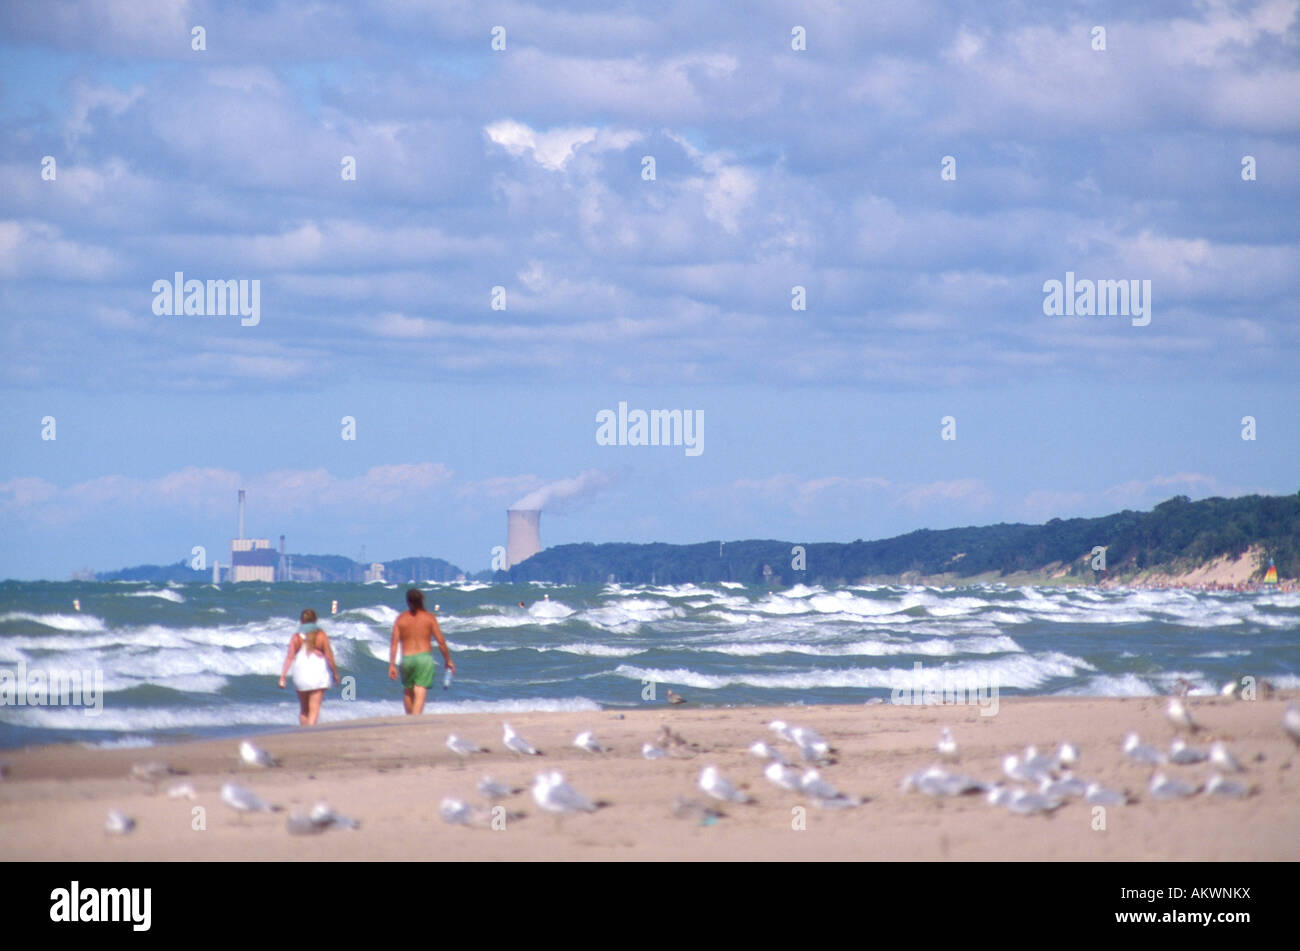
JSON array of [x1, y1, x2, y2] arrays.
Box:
[[1, 579, 1297, 750]]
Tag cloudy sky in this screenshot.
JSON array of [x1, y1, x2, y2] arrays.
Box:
[[2, 0, 1298, 579]]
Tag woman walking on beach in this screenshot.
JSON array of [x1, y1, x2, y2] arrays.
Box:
[[278, 609, 339, 726]]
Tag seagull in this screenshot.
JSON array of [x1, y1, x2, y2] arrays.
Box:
[[1123, 732, 1166, 765], [238, 740, 280, 768], [1056, 742, 1080, 768], [937, 728, 959, 762], [105, 810, 135, 835], [1002, 754, 1044, 783], [310, 801, 359, 830], [130, 761, 186, 785], [903, 766, 986, 797], [1084, 782, 1133, 806], [1165, 698, 1200, 734], [985, 784, 1014, 807], [1149, 772, 1201, 799], [799, 769, 863, 808], [768, 720, 797, 744], [289, 802, 360, 834], [789, 725, 832, 758], [699, 765, 752, 803], [1208, 741, 1244, 773], [1022, 746, 1058, 774], [641, 743, 667, 760], [532, 771, 599, 815], [439, 797, 479, 826], [166, 782, 197, 800], [1220, 680, 1242, 699], [657, 725, 702, 755], [1040, 772, 1088, 799], [666, 689, 687, 705], [1168, 739, 1208, 765], [1204, 774, 1252, 799], [573, 731, 608, 753], [748, 740, 792, 765], [221, 781, 279, 818], [446, 734, 487, 758], [1284, 704, 1300, 746], [477, 776, 522, 801], [502, 723, 541, 756], [1005, 789, 1062, 815], [763, 761, 803, 791]]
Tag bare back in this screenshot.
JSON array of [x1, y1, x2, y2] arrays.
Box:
[[393, 609, 440, 656]]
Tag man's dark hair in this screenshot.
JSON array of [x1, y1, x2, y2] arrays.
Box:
[[406, 588, 424, 613]]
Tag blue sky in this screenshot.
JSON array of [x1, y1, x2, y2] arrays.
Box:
[[2, 0, 1298, 579]]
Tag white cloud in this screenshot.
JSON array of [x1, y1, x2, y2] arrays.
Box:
[[485, 119, 598, 170]]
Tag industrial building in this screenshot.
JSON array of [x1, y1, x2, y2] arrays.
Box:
[[506, 508, 542, 567], [219, 489, 279, 582]]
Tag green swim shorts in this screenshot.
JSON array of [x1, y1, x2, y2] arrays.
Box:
[[401, 651, 436, 689]]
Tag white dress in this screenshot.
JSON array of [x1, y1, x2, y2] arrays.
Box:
[[291, 636, 331, 692]]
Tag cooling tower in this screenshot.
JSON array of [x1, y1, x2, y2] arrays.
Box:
[[506, 509, 542, 567]]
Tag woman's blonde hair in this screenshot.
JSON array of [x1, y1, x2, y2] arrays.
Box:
[[300, 608, 322, 652]]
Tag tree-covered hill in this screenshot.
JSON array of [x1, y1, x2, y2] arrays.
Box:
[[497, 492, 1300, 585]]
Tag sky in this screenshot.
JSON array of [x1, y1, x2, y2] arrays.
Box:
[[1, 0, 1298, 580]]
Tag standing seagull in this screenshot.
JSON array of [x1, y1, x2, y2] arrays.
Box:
[[477, 776, 523, 801], [1149, 772, 1200, 799], [289, 802, 360, 834], [238, 740, 280, 768], [502, 723, 541, 756], [1123, 732, 1165, 765], [763, 761, 803, 791], [666, 689, 687, 705], [699, 766, 752, 804], [1204, 774, 1252, 798], [748, 740, 792, 766], [1165, 698, 1200, 734], [221, 781, 279, 819], [1208, 741, 1244, 773], [1056, 742, 1080, 768], [937, 728, 959, 763], [532, 771, 599, 816], [1084, 782, 1133, 806], [573, 731, 608, 753], [799, 770, 863, 808], [446, 734, 488, 758], [1168, 739, 1207, 764], [130, 761, 185, 787], [105, 810, 136, 835], [1284, 704, 1300, 746]]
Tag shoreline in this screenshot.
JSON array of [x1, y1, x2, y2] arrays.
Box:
[[3, 694, 1296, 860]]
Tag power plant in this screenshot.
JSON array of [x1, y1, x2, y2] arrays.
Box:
[[226, 489, 277, 582], [506, 509, 542, 567]]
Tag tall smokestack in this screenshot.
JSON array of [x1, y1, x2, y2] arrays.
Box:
[[506, 509, 542, 567], [238, 489, 246, 540]]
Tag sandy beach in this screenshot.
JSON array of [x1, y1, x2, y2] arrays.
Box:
[[2, 694, 1297, 861]]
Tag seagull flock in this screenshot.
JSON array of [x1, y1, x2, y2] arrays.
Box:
[[93, 698, 1299, 836]]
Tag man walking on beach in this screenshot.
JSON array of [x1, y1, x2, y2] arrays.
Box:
[[388, 588, 455, 715]]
